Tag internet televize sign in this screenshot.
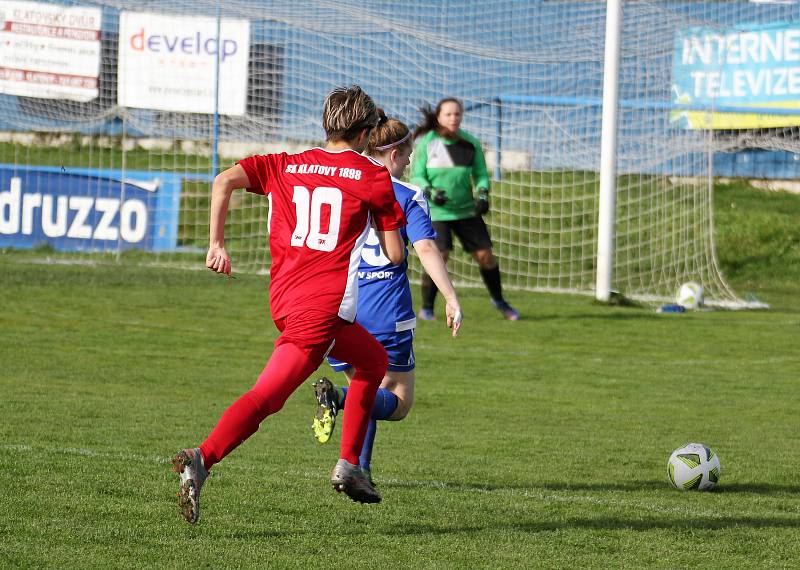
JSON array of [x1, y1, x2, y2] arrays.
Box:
[[672, 22, 800, 129], [0, 166, 180, 252]]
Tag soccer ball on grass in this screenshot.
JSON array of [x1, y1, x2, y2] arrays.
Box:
[[667, 442, 721, 491], [676, 281, 704, 309]]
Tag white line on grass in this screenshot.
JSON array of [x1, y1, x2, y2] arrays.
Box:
[[6, 443, 799, 521]]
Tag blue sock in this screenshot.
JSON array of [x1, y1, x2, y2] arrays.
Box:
[[340, 386, 398, 420], [359, 419, 377, 471], [371, 388, 399, 420]]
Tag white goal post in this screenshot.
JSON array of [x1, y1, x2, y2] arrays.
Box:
[[596, 0, 622, 304]]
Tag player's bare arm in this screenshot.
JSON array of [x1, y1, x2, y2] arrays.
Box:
[[207, 164, 252, 275], [413, 238, 463, 336], [376, 228, 405, 266]]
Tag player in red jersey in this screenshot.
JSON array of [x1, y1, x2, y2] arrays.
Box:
[[172, 86, 406, 523]]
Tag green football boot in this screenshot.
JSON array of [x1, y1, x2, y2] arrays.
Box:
[[311, 377, 340, 444]]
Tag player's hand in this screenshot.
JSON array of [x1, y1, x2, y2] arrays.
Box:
[[475, 188, 489, 216], [445, 302, 463, 338], [206, 245, 232, 275]]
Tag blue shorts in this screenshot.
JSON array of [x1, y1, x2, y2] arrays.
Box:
[[328, 329, 415, 373]]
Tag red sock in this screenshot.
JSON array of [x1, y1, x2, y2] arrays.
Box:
[[327, 322, 388, 466], [339, 375, 382, 464], [199, 390, 262, 469], [200, 343, 318, 470]]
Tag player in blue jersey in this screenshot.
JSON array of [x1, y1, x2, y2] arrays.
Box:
[[310, 110, 463, 483]]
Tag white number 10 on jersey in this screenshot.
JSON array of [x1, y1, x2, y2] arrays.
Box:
[[291, 186, 342, 252]]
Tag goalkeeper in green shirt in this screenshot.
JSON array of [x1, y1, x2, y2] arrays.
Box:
[[411, 98, 519, 321]]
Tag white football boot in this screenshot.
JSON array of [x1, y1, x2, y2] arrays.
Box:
[[171, 447, 209, 524]]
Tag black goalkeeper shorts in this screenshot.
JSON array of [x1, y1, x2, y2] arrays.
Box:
[[432, 216, 493, 253]]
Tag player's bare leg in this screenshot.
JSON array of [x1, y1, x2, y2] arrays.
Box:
[[379, 370, 415, 421]]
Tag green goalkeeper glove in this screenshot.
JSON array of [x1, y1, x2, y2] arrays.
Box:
[[424, 187, 448, 206]]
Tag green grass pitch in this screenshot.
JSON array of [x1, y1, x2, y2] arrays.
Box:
[[1, 181, 799, 568]]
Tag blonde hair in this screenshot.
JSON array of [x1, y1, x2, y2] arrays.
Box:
[[365, 109, 412, 156], [322, 85, 379, 143]]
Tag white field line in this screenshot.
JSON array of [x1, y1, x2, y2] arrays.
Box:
[[4, 443, 798, 520]]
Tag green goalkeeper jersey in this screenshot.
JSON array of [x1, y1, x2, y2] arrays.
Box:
[[410, 129, 491, 222]]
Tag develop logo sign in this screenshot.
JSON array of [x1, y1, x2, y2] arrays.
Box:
[[128, 29, 239, 62], [117, 11, 249, 116]]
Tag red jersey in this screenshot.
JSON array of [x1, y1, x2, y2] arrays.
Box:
[[238, 148, 406, 322]]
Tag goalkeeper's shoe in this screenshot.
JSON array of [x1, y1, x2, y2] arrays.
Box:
[[330, 459, 381, 504], [311, 377, 339, 444], [171, 447, 208, 524], [491, 299, 520, 321], [418, 307, 436, 321]]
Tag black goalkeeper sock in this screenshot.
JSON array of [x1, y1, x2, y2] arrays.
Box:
[[420, 272, 438, 310], [480, 265, 504, 302]]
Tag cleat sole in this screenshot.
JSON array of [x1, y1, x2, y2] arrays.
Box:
[[177, 479, 199, 523], [311, 408, 335, 443], [172, 449, 201, 524], [171, 450, 191, 473], [311, 378, 338, 444]]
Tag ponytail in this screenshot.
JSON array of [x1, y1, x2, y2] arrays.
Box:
[[413, 104, 439, 139], [366, 109, 412, 156], [413, 98, 463, 141]]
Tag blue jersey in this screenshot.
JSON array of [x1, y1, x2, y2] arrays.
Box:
[[355, 178, 436, 334]]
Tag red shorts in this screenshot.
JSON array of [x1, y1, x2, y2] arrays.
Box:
[[273, 310, 344, 361], [273, 310, 387, 374]]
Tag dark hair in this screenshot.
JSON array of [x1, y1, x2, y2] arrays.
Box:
[[365, 109, 412, 156], [413, 97, 463, 140], [322, 85, 379, 143]]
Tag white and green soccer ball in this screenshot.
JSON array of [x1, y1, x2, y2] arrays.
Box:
[[676, 281, 704, 309], [667, 442, 721, 491]]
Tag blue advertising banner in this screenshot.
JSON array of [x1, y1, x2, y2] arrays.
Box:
[[672, 22, 800, 129], [0, 165, 181, 252]]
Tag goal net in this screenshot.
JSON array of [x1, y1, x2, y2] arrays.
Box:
[[1, 0, 792, 307]]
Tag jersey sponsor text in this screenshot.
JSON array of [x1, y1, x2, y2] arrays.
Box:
[[284, 163, 362, 180]]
